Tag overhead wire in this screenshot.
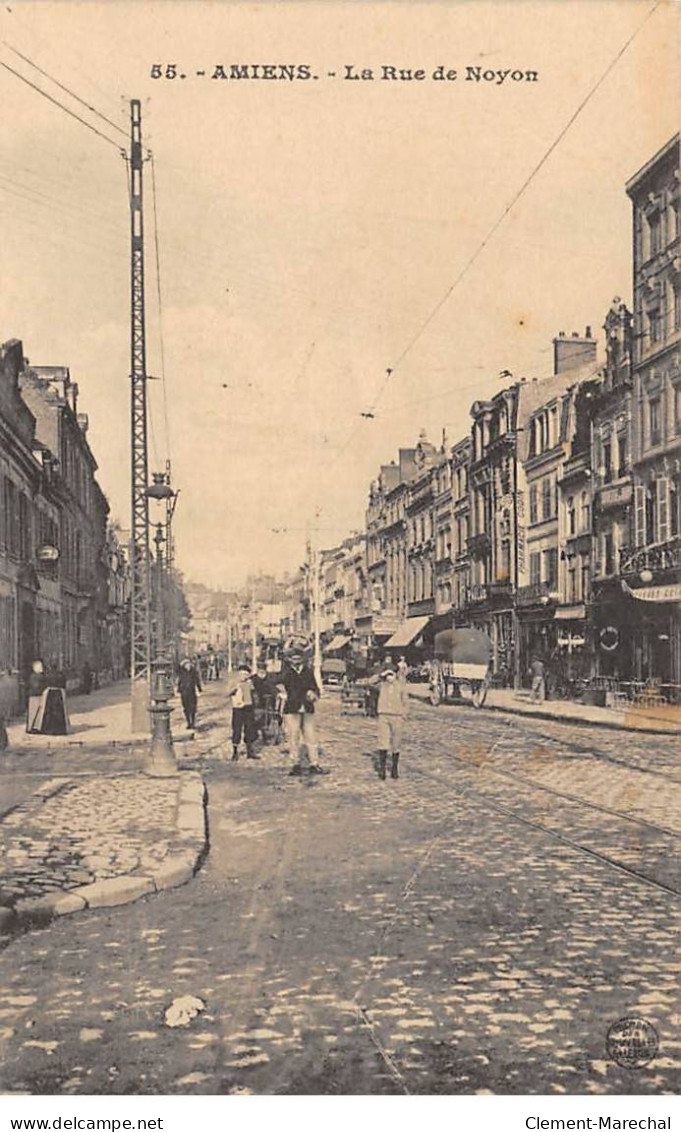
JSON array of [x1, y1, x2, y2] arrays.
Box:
[[0, 56, 125, 153], [2, 40, 128, 139], [317, 0, 664, 497]]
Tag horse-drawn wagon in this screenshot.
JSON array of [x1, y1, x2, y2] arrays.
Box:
[[428, 627, 492, 709]]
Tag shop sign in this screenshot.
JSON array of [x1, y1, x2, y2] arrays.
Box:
[[622, 581, 681, 604]]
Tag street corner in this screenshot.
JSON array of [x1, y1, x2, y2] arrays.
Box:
[[0, 769, 210, 940]]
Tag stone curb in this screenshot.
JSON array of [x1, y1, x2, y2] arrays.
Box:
[[407, 690, 681, 736], [482, 700, 681, 736], [1, 772, 208, 938]]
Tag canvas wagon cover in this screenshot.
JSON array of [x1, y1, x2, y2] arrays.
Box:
[[433, 628, 492, 665]]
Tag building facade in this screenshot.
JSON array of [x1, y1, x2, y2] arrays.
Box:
[[620, 134, 681, 695]]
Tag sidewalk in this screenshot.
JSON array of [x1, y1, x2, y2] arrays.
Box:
[[0, 681, 209, 937], [486, 687, 681, 734], [409, 685, 681, 734]]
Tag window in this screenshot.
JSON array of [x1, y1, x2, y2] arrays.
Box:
[[567, 559, 577, 603], [543, 548, 557, 589], [541, 476, 554, 521], [649, 398, 661, 447], [674, 287, 681, 332], [567, 496, 576, 536], [675, 386, 681, 435], [617, 435, 627, 478], [671, 480, 679, 537], [604, 533, 615, 576], [603, 440, 612, 483], [649, 213, 661, 257], [499, 540, 511, 581], [530, 552, 541, 585], [580, 491, 590, 532], [650, 308, 663, 347], [529, 483, 538, 525], [580, 554, 590, 602], [645, 482, 656, 543]]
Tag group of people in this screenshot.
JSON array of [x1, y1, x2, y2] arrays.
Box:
[[176, 638, 410, 781]]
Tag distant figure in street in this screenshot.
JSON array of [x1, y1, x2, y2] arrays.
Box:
[[227, 664, 259, 760], [376, 666, 409, 780], [207, 651, 218, 682], [26, 660, 46, 733], [280, 642, 322, 775], [252, 663, 279, 743], [27, 659, 69, 736], [178, 658, 202, 730], [81, 662, 94, 695], [530, 656, 546, 703], [397, 655, 409, 683]]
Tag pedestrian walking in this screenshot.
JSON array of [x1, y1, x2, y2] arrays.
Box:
[[376, 665, 409, 780], [397, 655, 409, 682], [280, 641, 323, 775], [227, 664, 259, 760], [530, 655, 546, 702], [178, 658, 202, 729]]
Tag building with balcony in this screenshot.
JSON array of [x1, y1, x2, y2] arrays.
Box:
[[621, 134, 681, 694]]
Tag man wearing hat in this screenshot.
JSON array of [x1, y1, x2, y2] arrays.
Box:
[[280, 638, 322, 775], [375, 664, 409, 780]]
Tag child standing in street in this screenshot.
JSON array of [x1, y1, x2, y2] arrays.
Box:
[[376, 666, 409, 780]]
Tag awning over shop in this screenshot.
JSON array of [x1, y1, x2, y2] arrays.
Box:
[[622, 581, 681, 604], [555, 604, 586, 621], [323, 634, 351, 654], [384, 615, 432, 650]]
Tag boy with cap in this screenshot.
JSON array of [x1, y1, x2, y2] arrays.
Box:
[[376, 665, 409, 780], [227, 664, 259, 760]]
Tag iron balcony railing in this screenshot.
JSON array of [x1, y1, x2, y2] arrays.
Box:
[[620, 536, 681, 576]]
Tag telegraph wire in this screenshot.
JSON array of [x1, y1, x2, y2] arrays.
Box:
[[2, 40, 129, 139], [377, 0, 664, 397], [0, 56, 125, 153], [319, 0, 663, 495]]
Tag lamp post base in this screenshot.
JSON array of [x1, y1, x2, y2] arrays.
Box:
[[145, 703, 178, 777]]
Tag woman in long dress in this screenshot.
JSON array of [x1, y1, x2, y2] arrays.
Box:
[[26, 660, 46, 733]]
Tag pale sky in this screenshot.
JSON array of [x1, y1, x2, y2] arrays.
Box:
[[1, 0, 678, 587]]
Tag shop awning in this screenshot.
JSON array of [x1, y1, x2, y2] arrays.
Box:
[[323, 634, 351, 653], [622, 581, 681, 604], [384, 615, 432, 650], [555, 604, 586, 621]]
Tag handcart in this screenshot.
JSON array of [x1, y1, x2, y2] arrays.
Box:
[[428, 627, 492, 709]]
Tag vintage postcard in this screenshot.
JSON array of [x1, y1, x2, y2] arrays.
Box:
[[0, 0, 679, 1109]]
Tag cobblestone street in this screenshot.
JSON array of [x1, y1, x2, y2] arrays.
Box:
[[0, 682, 679, 1095]]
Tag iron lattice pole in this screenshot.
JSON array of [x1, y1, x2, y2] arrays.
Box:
[[129, 99, 151, 729]]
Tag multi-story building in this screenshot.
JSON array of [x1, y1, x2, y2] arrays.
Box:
[[20, 363, 109, 688], [0, 339, 61, 715], [405, 432, 439, 621], [586, 299, 636, 680], [619, 133, 681, 694], [358, 448, 418, 650], [463, 330, 600, 681], [450, 436, 471, 615], [518, 334, 601, 677]]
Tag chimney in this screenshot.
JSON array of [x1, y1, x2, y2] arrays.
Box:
[[553, 327, 597, 375]]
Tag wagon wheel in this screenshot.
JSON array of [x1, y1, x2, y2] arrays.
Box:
[[471, 676, 489, 709]]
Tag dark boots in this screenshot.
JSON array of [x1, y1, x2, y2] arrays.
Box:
[[391, 753, 400, 780], [232, 745, 239, 761], [378, 750, 387, 780]]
